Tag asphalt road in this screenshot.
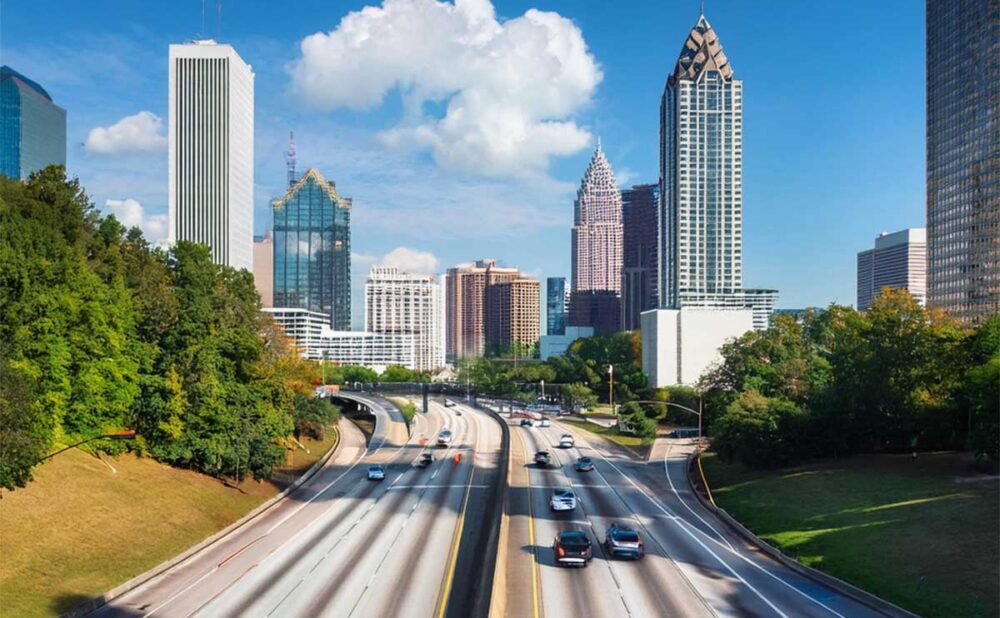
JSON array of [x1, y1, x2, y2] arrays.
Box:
[[500, 417, 890, 618], [91, 394, 504, 618]]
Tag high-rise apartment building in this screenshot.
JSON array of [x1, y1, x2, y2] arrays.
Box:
[[857, 228, 927, 311], [621, 183, 659, 331], [659, 15, 743, 308], [272, 168, 352, 330], [485, 277, 540, 355], [168, 40, 254, 271], [0, 66, 66, 180], [252, 232, 274, 307], [365, 267, 445, 372], [446, 259, 537, 359], [546, 277, 567, 336], [572, 142, 623, 295], [926, 0, 1000, 325]]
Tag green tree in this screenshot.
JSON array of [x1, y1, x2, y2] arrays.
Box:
[[560, 382, 597, 410], [711, 390, 809, 467], [965, 314, 1000, 461]]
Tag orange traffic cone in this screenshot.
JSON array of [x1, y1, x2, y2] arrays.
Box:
[[453, 452, 462, 463]]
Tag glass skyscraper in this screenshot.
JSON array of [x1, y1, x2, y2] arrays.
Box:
[[273, 168, 352, 331], [546, 277, 567, 335], [621, 183, 658, 331], [0, 66, 66, 180], [926, 0, 999, 325]]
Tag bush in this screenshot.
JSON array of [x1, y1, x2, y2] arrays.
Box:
[[293, 394, 341, 441], [711, 390, 809, 467]]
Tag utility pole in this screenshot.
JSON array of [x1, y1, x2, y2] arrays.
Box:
[[608, 364, 614, 412], [698, 395, 703, 443]]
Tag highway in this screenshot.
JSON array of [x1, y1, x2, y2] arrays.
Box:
[[92, 394, 504, 618], [500, 416, 890, 618]]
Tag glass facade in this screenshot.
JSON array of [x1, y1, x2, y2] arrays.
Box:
[[273, 168, 352, 330], [546, 277, 567, 335], [926, 0, 1000, 325], [0, 66, 66, 180], [621, 183, 659, 330]]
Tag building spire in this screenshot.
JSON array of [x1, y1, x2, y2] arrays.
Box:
[[700, 0, 704, 17]]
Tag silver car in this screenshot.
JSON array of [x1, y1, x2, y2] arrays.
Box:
[[550, 487, 577, 511]]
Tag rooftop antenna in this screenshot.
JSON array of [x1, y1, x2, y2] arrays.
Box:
[[285, 131, 297, 188]]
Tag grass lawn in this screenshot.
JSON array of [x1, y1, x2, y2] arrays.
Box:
[[562, 419, 649, 456], [701, 452, 1000, 618], [0, 427, 339, 617]]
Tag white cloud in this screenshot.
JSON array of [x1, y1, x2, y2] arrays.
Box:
[[86, 111, 167, 155], [378, 247, 440, 274], [289, 0, 601, 177], [104, 198, 168, 243]]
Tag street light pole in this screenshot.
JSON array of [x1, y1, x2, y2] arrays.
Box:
[[608, 364, 614, 412]]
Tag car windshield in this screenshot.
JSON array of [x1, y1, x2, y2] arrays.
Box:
[[559, 531, 589, 548], [554, 488, 573, 498], [370, 466, 382, 471], [537, 451, 549, 457], [578, 457, 591, 464], [614, 530, 640, 542]]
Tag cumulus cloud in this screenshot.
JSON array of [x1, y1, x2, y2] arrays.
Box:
[[378, 247, 440, 274], [86, 111, 167, 155], [104, 198, 168, 242], [288, 0, 601, 177]]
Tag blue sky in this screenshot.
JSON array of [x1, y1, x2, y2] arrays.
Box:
[[1, 0, 926, 327]]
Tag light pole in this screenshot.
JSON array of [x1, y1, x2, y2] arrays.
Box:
[[607, 364, 614, 413]]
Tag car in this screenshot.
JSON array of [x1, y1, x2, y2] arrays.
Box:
[[443, 399, 456, 407], [550, 487, 577, 511], [553, 530, 593, 567], [519, 418, 534, 427], [367, 464, 386, 481], [437, 429, 454, 447], [416, 452, 434, 467], [604, 523, 644, 559], [534, 450, 552, 467], [538, 418, 551, 428], [559, 433, 575, 448], [575, 456, 594, 472]]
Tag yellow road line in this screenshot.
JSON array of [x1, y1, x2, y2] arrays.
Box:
[[516, 429, 541, 618], [435, 423, 476, 617], [696, 451, 716, 507]]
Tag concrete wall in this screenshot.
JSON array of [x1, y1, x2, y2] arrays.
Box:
[[641, 307, 754, 387]]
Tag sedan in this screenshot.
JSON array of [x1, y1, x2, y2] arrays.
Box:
[[575, 456, 594, 472], [415, 452, 434, 467], [553, 530, 593, 567], [367, 465, 386, 481], [538, 418, 551, 427], [519, 418, 534, 427], [534, 450, 552, 467], [550, 487, 577, 512], [559, 433, 575, 448], [604, 523, 644, 559]]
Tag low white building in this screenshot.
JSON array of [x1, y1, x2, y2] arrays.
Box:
[[539, 326, 595, 360], [264, 308, 415, 372], [641, 307, 754, 387]]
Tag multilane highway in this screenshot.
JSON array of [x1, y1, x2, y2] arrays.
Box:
[[92, 394, 504, 618], [500, 415, 889, 618]]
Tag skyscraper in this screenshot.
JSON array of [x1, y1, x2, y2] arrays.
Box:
[[168, 40, 254, 271], [621, 183, 659, 331], [0, 66, 66, 180], [572, 141, 623, 295], [546, 277, 567, 336], [272, 168, 352, 330], [659, 15, 743, 309], [365, 266, 445, 372], [445, 259, 537, 359], [926, 0, 1000, 325], [857, 228, 927, 311]]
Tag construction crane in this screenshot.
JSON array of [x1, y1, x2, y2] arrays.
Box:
[[285, 131, 297, 188]]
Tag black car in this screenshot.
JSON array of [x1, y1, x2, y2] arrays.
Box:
[[604, 523, 644, 559], [519, 418, 534, 427], [416, 452, 434, 467], [553, 530, 593, 567], [534, 450, 552, 467]]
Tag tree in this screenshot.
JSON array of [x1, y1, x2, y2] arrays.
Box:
[[560, 382, 597, 410], [711, 390, 809, 467], [618, 401, 657, 442], [340, 365, 379, 384], [965, 314, 1000, 461]]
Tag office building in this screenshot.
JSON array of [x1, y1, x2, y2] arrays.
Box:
[[926, 0, 1000, 325], [365, 267, 445, 372], [857, 228, 927, 310], [642, 307, 754, 387], [253, 233, 274, 307], [621, 183, 659, 330], [485, 276, 540, 355], [265, 308, 414, 372], [546, 277, 567, 336], [168, 40, 254, 271], [572, 141, 623, 295], [272, 167, 352, 330], [568, 290, 621, 336], [0, 66, 66, 180]]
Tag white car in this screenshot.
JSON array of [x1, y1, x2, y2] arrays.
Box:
[[367, 465, 386, 481], [550, 487, 577, 512], [539, 418, 551, 428], [437, 429, 453, 447], [559, 433, 575, 448]]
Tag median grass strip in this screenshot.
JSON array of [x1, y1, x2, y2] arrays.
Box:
[[0, 427, 339, 617], [701, 452, 999, 618], [561, 419, 648, 456]]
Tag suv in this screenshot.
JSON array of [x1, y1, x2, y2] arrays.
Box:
[[534, 450, 552, 467], [604, 523, 644, 559], [553, 530, 593, 567], [416, 452, 434, 467], [367, 464, 386, 481], [437, 429, 453, 447], [550, 487, 577, 511], [575, 456, 594, 472], [559, 433, 575, 448]]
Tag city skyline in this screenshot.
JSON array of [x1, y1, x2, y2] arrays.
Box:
[[4, 0, 928, 327]]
